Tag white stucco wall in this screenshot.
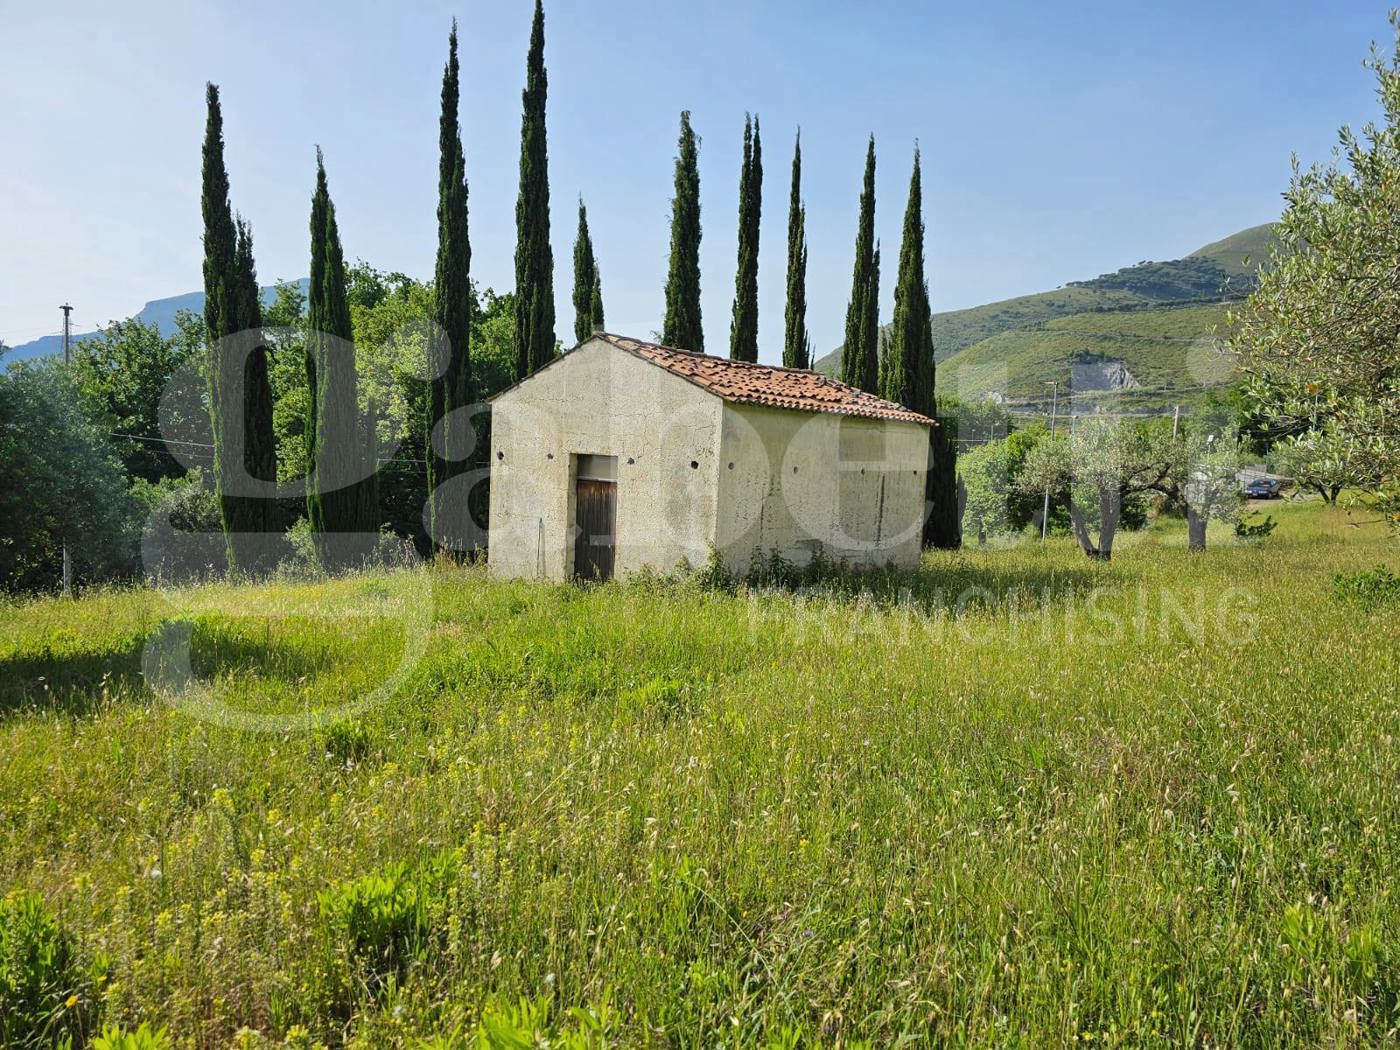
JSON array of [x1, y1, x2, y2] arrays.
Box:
[[713, 404, 931, 572], [487, 339, 723, 581]]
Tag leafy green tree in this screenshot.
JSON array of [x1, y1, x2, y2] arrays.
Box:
[[513, 0, 555, 378], [471, 285, 520, 399], [1175, 432, 1244, 551], [729, 114, 762, 362], [958, 439, 1014, 544], [68, 317, 200, 485], [307, 150, 379, 561], [264, 280, 311, 484], [1231, 17, 1400, 525], [1018, 417, 1175, 560], [663, 111, 704, 352], [840, 136, 879, 392], [572, 198, 604, 343], [0, 360, 140, 591], [783, 130, 810, 369]]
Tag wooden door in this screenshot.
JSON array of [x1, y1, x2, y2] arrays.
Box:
[[573, 478, 617, 581]]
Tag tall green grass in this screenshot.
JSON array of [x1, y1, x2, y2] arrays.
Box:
[[0, 502, 1396, 1047]]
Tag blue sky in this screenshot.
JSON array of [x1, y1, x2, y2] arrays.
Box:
[[0, 1, 1392, 362]]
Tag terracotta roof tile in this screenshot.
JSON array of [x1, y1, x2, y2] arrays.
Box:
[[595, 333, 936, 427]]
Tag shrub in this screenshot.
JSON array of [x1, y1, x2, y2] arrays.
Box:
[[0, 893, 90, 1049], [1334, 564, 1400, 605], [319, 863, 430, 981], [91, 1023, 171, 1050], [1235, 512, 1277, 542], [320, 856, 456, 985], [321, 720, 375, 766]]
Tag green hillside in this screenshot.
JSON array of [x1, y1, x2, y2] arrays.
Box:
[[1189, 222, 1277, 277], [814, 223, 1274, 414], [937, 302, 1236, 413]]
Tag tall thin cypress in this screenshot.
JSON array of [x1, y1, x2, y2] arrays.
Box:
[[513, 0, 555, 378], [881, 150, 934, 415], [233, 216, 277, 550], [663, 111, 703, 352], [307, 149, 377, 562], [864, 241, 881, 389], [430, 21, 474, 552], [573, 198, 604, 342], [840, 136, 879, 392], [881, 148, 959, 549], [202, 83, 275, 572], [783, 130, 810, 370], [729, 114, 761, 362]]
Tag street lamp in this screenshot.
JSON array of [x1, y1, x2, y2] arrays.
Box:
[[1040, 380, 1059, 541]]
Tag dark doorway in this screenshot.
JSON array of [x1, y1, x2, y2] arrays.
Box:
[[573, 455, 617, 582]]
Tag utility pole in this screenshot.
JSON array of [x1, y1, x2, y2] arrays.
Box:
[[60, 303, 73, 598], [1040, 379, 1059, 541]]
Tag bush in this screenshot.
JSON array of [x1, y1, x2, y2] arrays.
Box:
[[1334, 564, 1400, 605], [0, 893, 91, 1049], [1235, 512, 1277, 542], [91, 1023, 171, 1050], [0, 360, 142, 591], [319, 862, 435, 983]]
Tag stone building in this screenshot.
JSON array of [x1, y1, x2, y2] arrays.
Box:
[[487, 333, 936, 581]]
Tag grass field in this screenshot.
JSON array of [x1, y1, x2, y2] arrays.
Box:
[[2, 502, 1398, 1048]]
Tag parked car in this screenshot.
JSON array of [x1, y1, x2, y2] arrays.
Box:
[[1243, 477, 1283, 499]]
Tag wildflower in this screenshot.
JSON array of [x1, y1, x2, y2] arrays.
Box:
[[65, 994, 79, 1008]]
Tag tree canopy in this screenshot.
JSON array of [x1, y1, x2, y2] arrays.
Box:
[[1231, 17, 1400, 525]]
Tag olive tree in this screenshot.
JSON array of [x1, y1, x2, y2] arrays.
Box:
[[1230, 16, 1400, 524], [1017, 418, 1174, 560], [1167, 430, 1244, 550]]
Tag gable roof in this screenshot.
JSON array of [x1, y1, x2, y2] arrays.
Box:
[[573, 333, 936, 426]]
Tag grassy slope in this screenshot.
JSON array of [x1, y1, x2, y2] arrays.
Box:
[[1189, 222, 1277, 277], [937, 302, 1236, 409], [2, 503, 1398, 1046], [814, 224, 1276, 412]]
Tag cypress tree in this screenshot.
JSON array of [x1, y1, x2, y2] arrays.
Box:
[[429, 20, 474, 552], [882, 148, 960, 549], [663, 111, 703, 352], [927, 411, 961, 549], [841, 136, 879, 392], [201, 84, 237, 565], [729, 114, 762, 362], [307, 149, 378, 563], [513, 0, 555, 378], [865, 242, 880, 390], [233, 216, 277, 557], [881, 150, 934, 414], [572, 198, 604, 342], [783, 130, 810, 370], [202, 83, 277, 573]]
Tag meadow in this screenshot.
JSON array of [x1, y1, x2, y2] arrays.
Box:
[[2, 501, 1398, 1048]]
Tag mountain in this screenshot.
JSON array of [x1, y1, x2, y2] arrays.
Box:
[[813, 223, 1275, 413], [4, 279, 310, 363]]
